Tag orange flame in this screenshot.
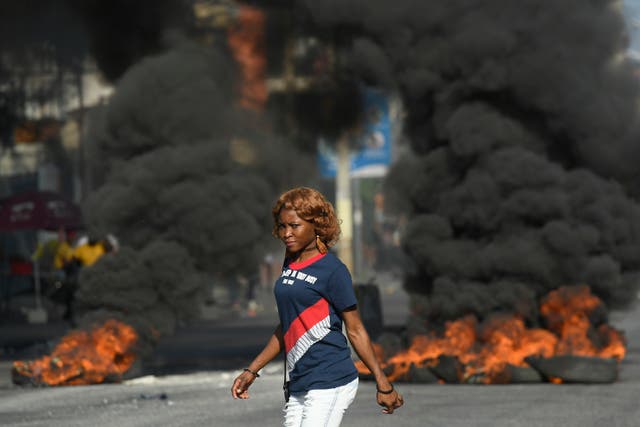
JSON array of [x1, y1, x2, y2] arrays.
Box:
[[464, 316, 557, 383], [541, 285, 626, 361], [358, 285, 626, 384], [227, 3, 267, 110], [12, 319, 138, 386], [356, 315, 477, 381]]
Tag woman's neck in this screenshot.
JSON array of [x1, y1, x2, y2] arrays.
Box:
[[289, 246, 320, 264]]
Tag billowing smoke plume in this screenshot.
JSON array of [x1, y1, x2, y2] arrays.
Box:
[[75, 28, 311, 354], [1, 1, 318, 359], [301, 0, 640, 326], [69, 0, 192, 82]]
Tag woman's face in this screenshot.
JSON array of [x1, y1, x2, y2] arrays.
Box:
[[277, 208, 316, 255]]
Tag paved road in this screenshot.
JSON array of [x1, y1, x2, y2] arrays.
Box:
[[1, 284, 639, 426]]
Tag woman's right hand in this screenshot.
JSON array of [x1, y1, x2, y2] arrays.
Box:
[[231, 325, 282, 399], [231, 370, 257, 399], [377, 388, 404, 414]]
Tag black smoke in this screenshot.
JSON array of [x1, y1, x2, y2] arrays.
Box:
[[78, 46, 301, 356], [72, 5, 313, 356], [69, 0, 193, 82], [1, 1, 317, 359], [300, 0, 640, 327]]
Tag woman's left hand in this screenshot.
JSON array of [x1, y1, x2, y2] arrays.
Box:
[[341, 308, 405, 414], [377, 388, 404, 414], [231, 371, 256, 399]]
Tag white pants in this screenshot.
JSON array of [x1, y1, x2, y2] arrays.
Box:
[[283, 378, 358, 427]]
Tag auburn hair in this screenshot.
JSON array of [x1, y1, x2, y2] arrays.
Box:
[[272, 187, 341, 249]]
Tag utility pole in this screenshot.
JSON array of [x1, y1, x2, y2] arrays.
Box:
[[336, 132, 353, 273], [263, 30, 354, 271], [352, 176, 363, 280], [75, 64, 85, 202]]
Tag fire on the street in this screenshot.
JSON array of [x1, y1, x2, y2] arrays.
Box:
[[357, 285, 626, 384], [12, 319, 138, 386]]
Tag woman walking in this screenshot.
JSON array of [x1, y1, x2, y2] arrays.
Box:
[[231, 187, 403, 426]]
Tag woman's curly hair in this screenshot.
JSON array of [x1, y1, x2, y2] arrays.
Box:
[[272, 187, 341, 250]]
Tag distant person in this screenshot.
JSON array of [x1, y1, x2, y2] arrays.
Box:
[[226, 274, 243, 311], [32, 233, 59, 274], [60, 235, 105, 322], [51, 229, 79, 321], [103, 233, 120, 253], [100, 237, 114, 255], [53, 229, 76, 273], [231, 187, 403, 426], [72, 236, 106, 267], [38, 228, 76, 296], [242, 268, 260, 317]]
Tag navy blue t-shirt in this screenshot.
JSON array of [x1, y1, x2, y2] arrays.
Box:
[[274, 252, 359, 393]]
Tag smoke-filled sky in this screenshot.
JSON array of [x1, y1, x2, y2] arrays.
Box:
[[76, 33, 313, 355], [3, 0, 640, 344], [3, 0, 313, 357], [299, 0, 640, 327], [6, 0, 313, 354], [70, 0, 330, 353]]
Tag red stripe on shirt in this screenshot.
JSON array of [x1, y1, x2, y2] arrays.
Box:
[[288, 252, 326, 270], [284, 298, 330, 352]]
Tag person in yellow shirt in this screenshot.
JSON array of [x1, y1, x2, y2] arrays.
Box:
[[54, 239, 74, 270], [33, 229, 80, 322], [32, 238, 60, 271], [72, 237, 106, 267], [32, 228, 75, 275]]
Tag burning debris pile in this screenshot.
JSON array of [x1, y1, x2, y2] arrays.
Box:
[[12, 320, 137, 386], [301, 0, 640, 382], [357, 285, 625, 384]]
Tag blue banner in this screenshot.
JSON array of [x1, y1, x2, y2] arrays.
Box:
[[317, 87, 392, 178]]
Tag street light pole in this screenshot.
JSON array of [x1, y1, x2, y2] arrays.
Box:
[[336, 131, 353, 274]]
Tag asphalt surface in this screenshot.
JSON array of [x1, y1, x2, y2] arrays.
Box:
[[1, 282, 639, 427]]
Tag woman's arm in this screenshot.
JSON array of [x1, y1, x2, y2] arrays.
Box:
[[231, 324, 284, 399], [342, 307, 404, 414]]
